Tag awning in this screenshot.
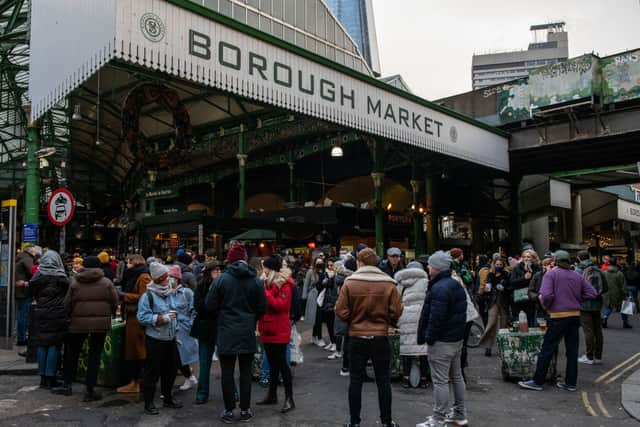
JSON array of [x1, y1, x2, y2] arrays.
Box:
[[29, 0, 509, 172], [230, 229, 276, 241]]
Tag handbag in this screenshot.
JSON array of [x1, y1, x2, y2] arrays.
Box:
[[513, 287, 529, 304], [316, 288, 326, 307], [622, 297, 636, 316]]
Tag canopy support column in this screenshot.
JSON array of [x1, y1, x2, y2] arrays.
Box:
[[510, 175, 522, 255], [237, 126, 247, 219], [23, 104, 41, 236], [411, 179, 424, 257], [288, 161, 295, 203], [425, 176, 438, 254], [372, 139, 385, 257]]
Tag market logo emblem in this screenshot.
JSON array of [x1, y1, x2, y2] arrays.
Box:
[[140, 13, 165, 43], [449, 126, 458, 143]]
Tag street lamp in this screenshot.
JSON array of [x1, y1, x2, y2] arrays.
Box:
[[72, 104, 82, 120], [331, 145, 343, 158]]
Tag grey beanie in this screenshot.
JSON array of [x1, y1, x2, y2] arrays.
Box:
[[428, 251, 452, 271], [406, 261, 423, 270], [146, 256, 158, 265], [553, 250, 571, 262], [149, 262, 169, 280]]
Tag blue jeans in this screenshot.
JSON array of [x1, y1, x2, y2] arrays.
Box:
[[16, 298, 30, 342], [196, 339, 215, 401], [533, 316, 580, 387], [37, 345, 59, 377]]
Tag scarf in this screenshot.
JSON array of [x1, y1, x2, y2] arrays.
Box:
[[147, 281, 173, 298], [35, 250, 67, 278]]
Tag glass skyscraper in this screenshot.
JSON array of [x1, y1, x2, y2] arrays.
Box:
[[324, 0, 381, 75]]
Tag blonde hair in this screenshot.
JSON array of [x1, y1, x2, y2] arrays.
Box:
[[521, 249, 540, 264]]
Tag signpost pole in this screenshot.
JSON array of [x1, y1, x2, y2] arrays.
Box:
[[22, 104, 41, 240]]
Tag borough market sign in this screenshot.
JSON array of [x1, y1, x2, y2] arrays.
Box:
[[29, 0, 509, 171]]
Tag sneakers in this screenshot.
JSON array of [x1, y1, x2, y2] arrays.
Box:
[[557, 382, 577, 392], [314, 338, 326, 348], [117, 380, 140, 393], [518, 380, 543, 391], [340, 368, 350, 377], [324, 343, 337, 352], [416, 416, 445, 427], [328, 351, 343, 360], [593, 358, 603, 365], [179, 375, 198, 391], [239, 408, 254, 422], [382, 422, 399, 427], [578, 355, 594, 365], [445, 410, 469, 426], [220, 410, 235, 424]]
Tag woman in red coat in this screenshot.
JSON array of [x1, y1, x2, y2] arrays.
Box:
[[256, 255, 295, 413]]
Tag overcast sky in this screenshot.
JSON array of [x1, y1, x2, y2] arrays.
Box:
[[372, 0, 640, 100]]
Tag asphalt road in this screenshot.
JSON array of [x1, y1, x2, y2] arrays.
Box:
[[0, 314, 637, 427]]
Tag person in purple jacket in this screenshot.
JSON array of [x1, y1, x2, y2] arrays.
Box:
[[519, 250, 597, 392]]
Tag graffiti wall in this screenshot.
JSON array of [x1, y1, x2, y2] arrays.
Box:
[[528, 54, 600, 110], [497, 79, 530, 124], [601, 49, 640, 104]]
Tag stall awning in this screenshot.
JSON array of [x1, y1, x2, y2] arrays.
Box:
[[230, 229, 276, 242], [29, 0, 509, 172]]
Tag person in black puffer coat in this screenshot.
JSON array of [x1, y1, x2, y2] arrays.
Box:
[[29, 250, 69, 389], [190, 259, 222, 404]]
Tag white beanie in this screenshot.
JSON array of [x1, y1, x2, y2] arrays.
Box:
[[428, 251, 452, 271], [149, 262, 169, 280]]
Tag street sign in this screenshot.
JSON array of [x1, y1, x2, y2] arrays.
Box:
[[22, 224, 37, 243], [47, 188, 75, 227]]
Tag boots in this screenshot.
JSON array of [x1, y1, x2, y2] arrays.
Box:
[[48, 376, 60, 388], [51, 383, 72, 396], [39, 376, 47, 389], [256, 387, 278, 405], [83, 387, 102, 402], [117, 380, 140, 393], [602, 317, 608, 328], [281, 395, 295, 413]]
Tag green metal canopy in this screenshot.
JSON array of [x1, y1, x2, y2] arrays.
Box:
[[230, 228, 276, 241]]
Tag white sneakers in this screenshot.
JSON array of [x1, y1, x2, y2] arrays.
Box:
[[416, 416, 446, 427], [328, 351, 342, 360], [324, 343, 337, 352], [578, 355, 603, 365], [312, 337, 326, 348], [179, 375, 198, 391]]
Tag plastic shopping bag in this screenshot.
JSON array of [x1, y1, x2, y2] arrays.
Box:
[[622, 297, 636, 316], [290, 324, 304, 364]]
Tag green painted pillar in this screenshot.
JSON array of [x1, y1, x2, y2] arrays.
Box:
[[425, 176, 438, 254], [288, 162, 295, 203], [510, 175, 522, 255], [23, 104, 41, 228], [372, 140, 385, 257], [410, 179, 424, 257], [237, 127, 247, 219], [147, 170, 157, 216]]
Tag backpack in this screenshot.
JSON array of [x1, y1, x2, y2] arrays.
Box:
[[583, 266, 608, 295]]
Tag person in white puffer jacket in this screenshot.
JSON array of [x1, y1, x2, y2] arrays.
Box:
[[395, 261, 430, 388]]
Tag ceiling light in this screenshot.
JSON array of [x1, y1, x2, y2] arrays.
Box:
[[72, 104, 82, 120], [34, 147, 57, 158], [331, 146, 343, 157]]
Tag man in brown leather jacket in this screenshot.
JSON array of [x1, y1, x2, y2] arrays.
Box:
[[335, 248, 403, 427]]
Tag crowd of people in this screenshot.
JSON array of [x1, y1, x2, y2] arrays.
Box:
[[11, 240, 637, 426]]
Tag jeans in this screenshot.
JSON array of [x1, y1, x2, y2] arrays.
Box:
[[219, 353, 253, 411], [143, 336, 178, 406], [37, 345, 59, 377], [63, 333, 106, 388], [16, 298, 30, 342], [264, 343, 293, 398], [348, 336, 392, 425], [428, 341, 465, 422], [580, 311, 603, 360], [461, 322, 473, 369], [401, 355, 430, 380], [533, 316, 580, 387], [196, 339, 215, 401]]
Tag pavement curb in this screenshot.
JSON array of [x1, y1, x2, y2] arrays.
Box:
[[0, 367, 38, 375], [622, 368, 640, 420]]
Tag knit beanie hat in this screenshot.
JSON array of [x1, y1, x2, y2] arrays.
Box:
[[449, 248, 463, 259], [83, 256, 101, 269], [406, 261, 423, 270], [177, 253, 192, 265], [149, 262, 169, 280], [167, 264, 182, 280], [357, 248, 378, 266], [263, 255, 281, 272], [226, 243, 247, 263], [97, 251, 109, 264], [356, 243, 368, 253], [428, 251, 452, 271]]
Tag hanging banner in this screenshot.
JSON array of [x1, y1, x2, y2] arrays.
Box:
[[29, 0, 509, 171], [47, 189, 76, 227]]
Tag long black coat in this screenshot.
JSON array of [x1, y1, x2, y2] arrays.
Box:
[[205, 262, 266, 355], [190, 276, 217, 344], [30, 274, 69, 346]]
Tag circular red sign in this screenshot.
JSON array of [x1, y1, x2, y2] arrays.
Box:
[[47, 188, 75, 227]]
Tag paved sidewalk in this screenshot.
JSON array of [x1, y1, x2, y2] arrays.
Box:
[[622, 368, 640, 420], [0, 346, 37, 375]]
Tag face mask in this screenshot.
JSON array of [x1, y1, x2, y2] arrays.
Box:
[[495, 266, 504, 272], [169, 278, 177, 288], [327, 270, 335, 278]]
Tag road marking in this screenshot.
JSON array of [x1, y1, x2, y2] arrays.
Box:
[[605, 357, 640, 385], [595, 392, 612, 418], [596, 352, 640, 383], [582, 392, 598, 417]]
